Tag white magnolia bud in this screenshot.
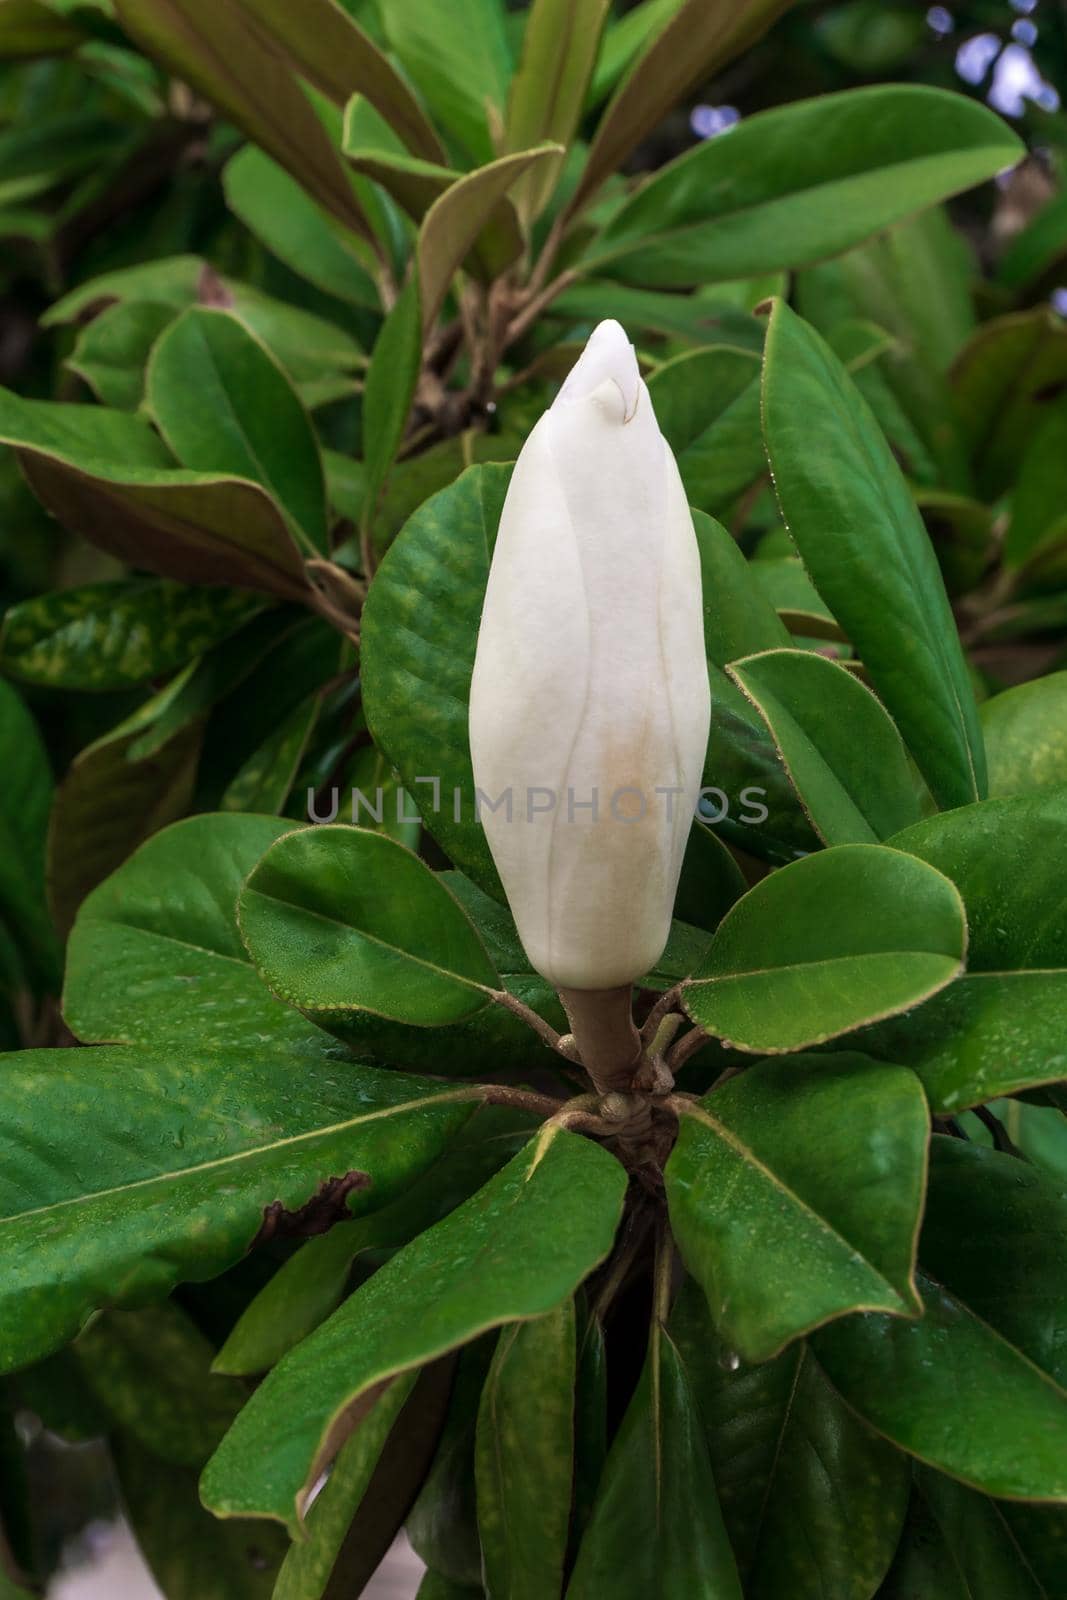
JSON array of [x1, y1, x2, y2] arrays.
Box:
[[469, 319, 711, 991]]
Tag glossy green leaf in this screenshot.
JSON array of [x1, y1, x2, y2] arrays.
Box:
[[0, 388, 309, 602], [236, 0, 445, 160], [762, 298, 986, 809], [476, 1301, 575, 1600], [0, 1046, 477, 1374], [667, 1054, 927, 1361], [313, 868, 566, 1075], [750, 556, 844, 640], [684, 844, 966, 1053], [112, 0, 368, 231], [417, 1574, 484, 1600], [221, 695, 320, 816], [568, 1325, 743, 1600], [671, 1279, 909, 1599], [362, 269, 422, 528], [549, 280, 754, 345], [674, 821, 746, 933], [571, 0, 790, 213], [1005, 395, 1067, 572], [379, 0, 511, 162], [951, 308, 1067, 501], [146, 308, 327, 555], [571, 1314, 607, 1555], [418, 146, 563, 331], [880, 1470, 1064, 1599], [818, 1139, 1067, 1501], [273, 1372, 424, 1600], [0, 580, 260, 690], [114, 1429, 287, 1599], [647, 345, 766, 515], [589, 87, 1022, 287], [66, 299, 174, 410], [63, 812, 321, 1050], [982, 673, 1067, 798], [75, 1302, 245, 1467], [201, 1127, 627, 1532], [238, 823, 499, 1026], [0, 680, 58, 993], [408, 1340, 491, 1588], [223, 146, 379, 309], [361, 463, 509, 892], [48, 707, 203, 935], [215, 1106, 536, 1376], [692, 511, 818, 863], [891, 791, 1067, 970], [504, 0, 610, 221], [729, 648, 923, 845]]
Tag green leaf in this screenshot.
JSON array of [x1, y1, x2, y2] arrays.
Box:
[[146, 307, 328, 555], [571, 0, 790, 214], [840, 793, 1067, 1110], [674, 821, 745, 933], [750, 556, 844, 640], [0, 388, 310, 602], [112, 0, 368, 232], [0, 580, 261, 690], [1005, 395, 1067, 571], [666, 1054, 927, 1361], [272, 1371, 441, 1600], [379, 0, 512, 162], [113, 1430, 287, 1600], [47, 708, 203, 935], [234, 0, 446, 161], [880, 1470, 1059, 1600], [504, 0, 611, 221], [311, 867, 566, 1074], [0, 1045, 477, 1374], [408, 1340, 490, 1587], [568, 1325, 743, 1600], [75, 1302, 245, 1467], [63, 813, 322, 1051], [817, 1272, 1067, 1504], [0, 679, 58, 993], [762, 299, 986, 809], [223, 146, 379, 309], [66, 299, 174, 410], [362, 268, 422, 528], [729, 648, 923, 845], [201, 1127, 627, 1533], [671, 1279, 909, 1599], [221, 695, 320, 816], [476, 1301, 575, 1600], [951, 307, 1067, 501], [646, 345, 766, 515], [417, 145, 564, 330], [692, 511, 818, 863], [238, 823, 499, 1026], [361, 463, 509, 893], [589, 87, 1022, 288], [982, 672, 1067, 798], [214, 1106, 536, 1376], [998, 189, 1067, 292], [891, 792, 1067, 970], [816, 1136, 1067, 1501], [0, 0, 84, 57], [683, 844, 966, 1053]]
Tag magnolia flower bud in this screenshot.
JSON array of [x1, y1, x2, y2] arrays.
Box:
[[469, 319, 710, 991]]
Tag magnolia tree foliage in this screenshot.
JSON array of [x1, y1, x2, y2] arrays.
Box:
[[1, 1, 1067, 1598]]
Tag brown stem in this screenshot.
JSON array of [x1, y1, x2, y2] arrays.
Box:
[[667, 1024, 712, 1074], [477, 1083, 564, 1119], [558, 985, 642, 1096], [639, 983, 687, 1048], [504, 268, 580, 351], [491, 988, 567, 1055]]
